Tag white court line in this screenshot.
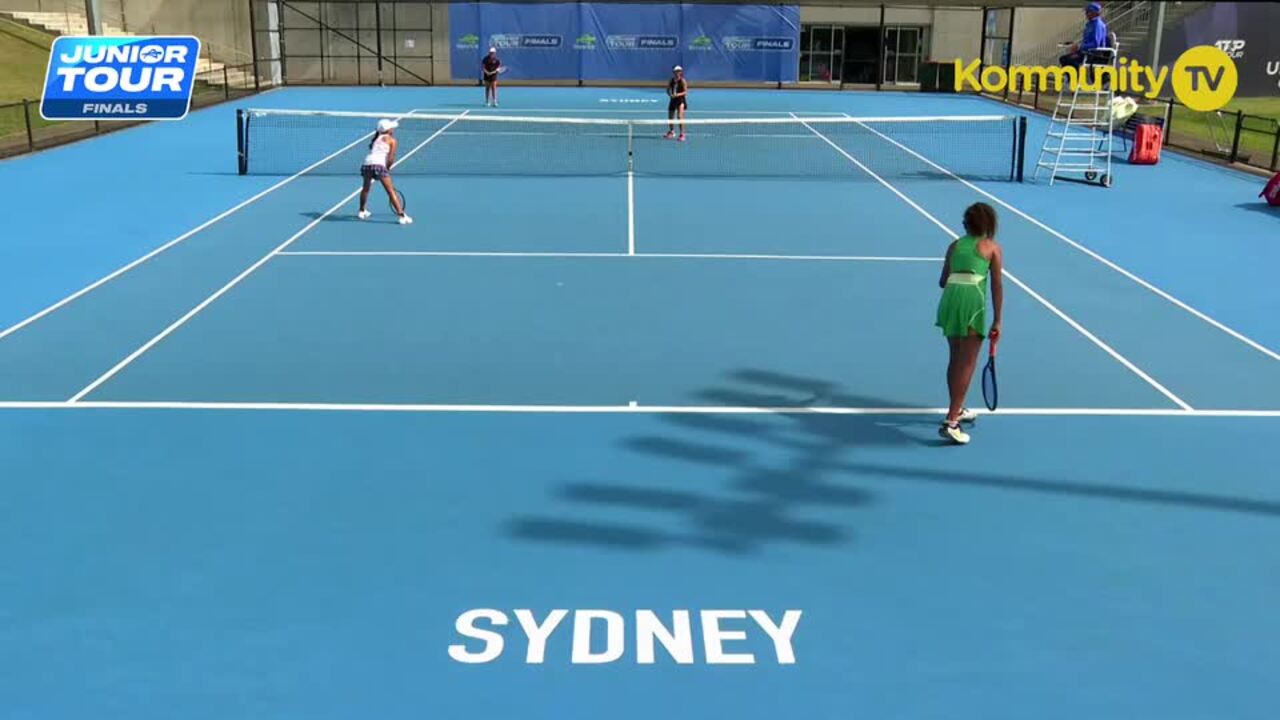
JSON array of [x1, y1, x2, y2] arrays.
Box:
[[627, 164, 636, 255], [792, 113, 1193, 412], [843, 113, 1280, 363], [469, 108, 846, 115], [276, 251, 943, 262], [0, 107, 399, 344], [0, 400, 1276, 417], [67, 111, 472, 403]]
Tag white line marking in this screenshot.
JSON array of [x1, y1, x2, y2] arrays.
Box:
[[627, 167, 636, 255], [794, 113, 1193, 412], [844, 113, 1280, 362], [276, 250, 943, 262], [0, 119, 382, 344], [473, 108, 848, 115], [67, 111, 471, 403], [0, 401, 1276, 417]]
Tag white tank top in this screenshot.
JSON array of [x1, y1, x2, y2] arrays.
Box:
[[363, 133, 391, 167]]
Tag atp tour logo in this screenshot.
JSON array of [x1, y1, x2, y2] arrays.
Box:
[[490, 33, 562, 49], [1213, 39, 1245, 60], [722, 36, 795, 52], [606, 35, 679, 50], [41, 35, 199, 120]]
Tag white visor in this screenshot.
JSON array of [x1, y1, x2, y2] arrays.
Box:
[[673, 65, 683, 72], [377, 118, 399, 133]]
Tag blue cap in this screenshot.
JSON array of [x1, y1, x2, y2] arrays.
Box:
[[1086, 2, 1102, 12]]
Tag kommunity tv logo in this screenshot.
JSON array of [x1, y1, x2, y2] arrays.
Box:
[[954, 45, 1239, 112]]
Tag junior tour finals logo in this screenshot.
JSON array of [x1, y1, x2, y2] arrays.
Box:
[[41, 35, 200, 120]]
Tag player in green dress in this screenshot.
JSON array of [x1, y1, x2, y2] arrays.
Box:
[[936, 203, 1004, 444]]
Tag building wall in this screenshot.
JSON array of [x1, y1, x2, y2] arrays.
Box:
[[799, 6, 981, 63], [928, 7, 981, 61], [1010, 7, 1081, 64], [116, 0, 253, 62]]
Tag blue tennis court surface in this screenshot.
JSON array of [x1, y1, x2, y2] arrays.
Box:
[[2, 86, 1278, 719]]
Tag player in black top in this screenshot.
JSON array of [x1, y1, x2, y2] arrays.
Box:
[[482, 47, 501, 107], [665, 65, 687, 141]]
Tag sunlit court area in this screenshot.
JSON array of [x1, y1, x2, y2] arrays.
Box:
[[1, 0, 1278, 717]]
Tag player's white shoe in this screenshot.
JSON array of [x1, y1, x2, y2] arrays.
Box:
[[398, 214, 414, 225], [939, 422, 970, 445], [958, 408, 978, 424], [357, 209, 371, 220]]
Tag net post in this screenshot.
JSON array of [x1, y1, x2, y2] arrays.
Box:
[[236, 108, 247, 175], [1015, 116, 1027, 182]]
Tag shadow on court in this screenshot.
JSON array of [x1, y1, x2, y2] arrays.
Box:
[[506, 368, 1280, 556], [505, 368, 938, 555], [1233, 202, 1280, 218], [301, 210, 400, 224]]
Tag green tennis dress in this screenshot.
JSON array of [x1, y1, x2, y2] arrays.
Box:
[[936, 235, 990, 338]]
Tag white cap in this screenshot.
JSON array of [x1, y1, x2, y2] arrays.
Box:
[[489, 47, 497, 53], [673, 65, 683, 72], [377, 118, 399, 133]]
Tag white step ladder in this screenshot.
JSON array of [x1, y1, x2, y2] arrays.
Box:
[[1034, 39, 1118, 187]]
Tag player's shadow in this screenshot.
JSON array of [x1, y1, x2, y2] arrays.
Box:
[[506, 367, 1280, 555], [506, 368, 938, 555], [301, 211, 399, 224]]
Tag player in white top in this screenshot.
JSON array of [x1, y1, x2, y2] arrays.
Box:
[[357, 118, 412, 225]]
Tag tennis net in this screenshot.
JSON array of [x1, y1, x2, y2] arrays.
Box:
[[236, 109, 1027, 182]]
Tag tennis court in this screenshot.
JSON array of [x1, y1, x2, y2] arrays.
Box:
[[2, 84, 1278, 719]]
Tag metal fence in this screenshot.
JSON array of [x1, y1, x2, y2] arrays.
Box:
[[993, 86, 1279, 175], [0, 62, 270, 160]]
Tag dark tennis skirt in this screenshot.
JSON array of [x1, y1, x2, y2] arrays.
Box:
[[668, 97, 687, 114], [361, 164, 389, 180]]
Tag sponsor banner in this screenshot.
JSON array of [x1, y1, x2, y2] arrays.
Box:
[[449, 3, 799, 83], [683, 4, 799, 82], [585, 3, 681, 80]]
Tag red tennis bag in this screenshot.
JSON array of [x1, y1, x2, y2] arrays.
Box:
[[1262, 172, 1280, 207], [1128, 123, 1163, 165]]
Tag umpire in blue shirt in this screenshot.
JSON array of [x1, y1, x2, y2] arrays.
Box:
[[1059, 2, 1109, 68]]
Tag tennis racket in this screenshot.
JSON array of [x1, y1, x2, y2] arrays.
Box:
[[981, 337, 999, 411], [389, 188, 406, 214]]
